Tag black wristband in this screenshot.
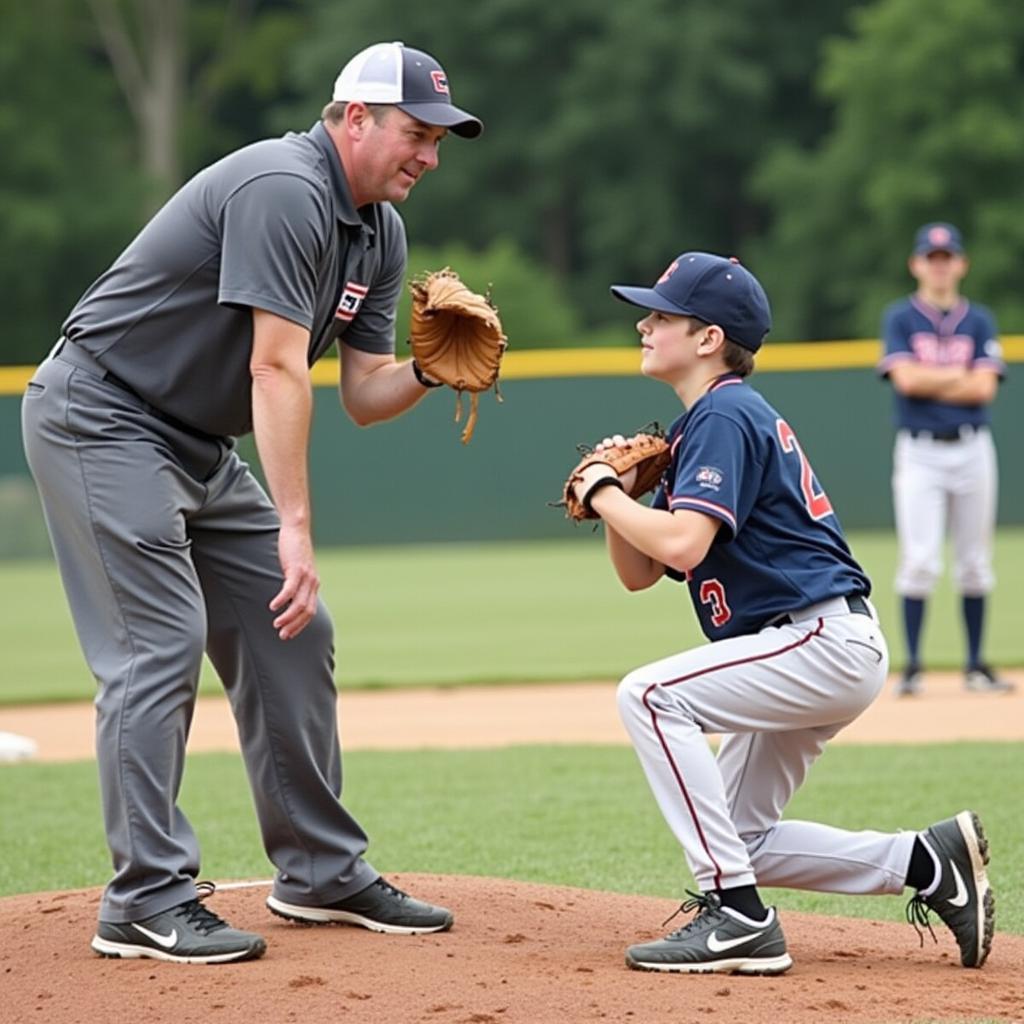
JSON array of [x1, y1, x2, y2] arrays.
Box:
[[582, 474, 624, 517], [412, 359, 444, 388]]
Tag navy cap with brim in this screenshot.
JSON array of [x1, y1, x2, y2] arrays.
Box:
[[610, 284, 695, 316], [396, 101, 483, 138], [608, 252, 772, 352]]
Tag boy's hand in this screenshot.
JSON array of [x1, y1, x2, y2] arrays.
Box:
[[572, 462, 620, 505], [595, 435, 638, 492], [556, 429, 672, 522]]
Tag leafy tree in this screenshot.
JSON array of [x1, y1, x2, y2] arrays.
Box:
[[287, 0, 854, 331], [401, 240, 582, 348], [0, 0, 143, 364], [86, 0, 309, 205], [754, 0, 1024, 339], [0, 0, 310, 363]]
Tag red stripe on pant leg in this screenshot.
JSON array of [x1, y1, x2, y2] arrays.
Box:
[[641, 618, 826, 889]]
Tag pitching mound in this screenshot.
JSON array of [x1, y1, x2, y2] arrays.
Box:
[[4, 874, 1022, 1024]]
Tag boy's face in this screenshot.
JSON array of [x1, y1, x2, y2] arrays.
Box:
[[636, 310, 707, 383], [909, 250, 968, 292]]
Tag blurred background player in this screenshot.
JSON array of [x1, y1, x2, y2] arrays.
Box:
[[879, 223, 1014, 697]]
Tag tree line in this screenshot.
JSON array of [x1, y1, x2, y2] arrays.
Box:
[[4, 0, 1024, 364]]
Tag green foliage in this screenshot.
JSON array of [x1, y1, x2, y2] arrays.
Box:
[[285, 0, 853, 330], [0, 0, 145, 365], [6, 0, 1024, 364], [3, 530, 1023, 705], [400, 240, 582, 347], [754, 0, 1024, 339], [1, 742, 1021, 938]]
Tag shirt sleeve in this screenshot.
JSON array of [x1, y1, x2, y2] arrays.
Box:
[[217, 172, 326, 329], [972, 306, 1006, 376], [665, 410, 760, 541], [877, 302, 914, 377], [339, 207, 407, 355]]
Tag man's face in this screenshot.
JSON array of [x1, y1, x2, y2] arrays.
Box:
[[910, 250, 969, 292], [348, 106, 446, 205]]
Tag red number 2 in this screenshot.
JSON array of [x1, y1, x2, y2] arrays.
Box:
[[776, 419, 833, 521], [699, 578, 732, 627]]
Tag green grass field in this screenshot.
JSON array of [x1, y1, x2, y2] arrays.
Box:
[[3, 530, 1021, 965], [1, 741, 1021, 935], [2, 528, 1023, 704]]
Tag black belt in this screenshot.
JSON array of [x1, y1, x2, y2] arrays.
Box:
[[907, 425, 979, 442], [54, 338, 221, 441], [774, 593, 870, 627]]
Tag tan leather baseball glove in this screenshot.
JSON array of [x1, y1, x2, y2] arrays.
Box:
[[558, 430, 672, 522], [409, 267, 507, 444]]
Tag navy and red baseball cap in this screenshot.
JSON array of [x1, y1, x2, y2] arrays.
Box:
[[332, 42, 483, 138], [913, 222, 964, 256], [610, 252, 772, 352]]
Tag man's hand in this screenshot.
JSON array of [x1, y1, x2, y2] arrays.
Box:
[[270, 522, 320, 640]]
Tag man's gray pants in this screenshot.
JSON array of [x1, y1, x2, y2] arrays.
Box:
[[22, 342, 377, 923]]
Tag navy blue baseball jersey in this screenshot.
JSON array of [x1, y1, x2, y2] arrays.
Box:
[[652, 375, 869, 640], [878, 297, 1005, 433]]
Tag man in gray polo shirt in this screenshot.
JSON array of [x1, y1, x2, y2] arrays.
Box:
[[22, 42, 482, 965]]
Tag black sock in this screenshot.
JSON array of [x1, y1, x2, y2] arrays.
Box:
[[715, 885, 767, 920], [905, 837, 936, 891]]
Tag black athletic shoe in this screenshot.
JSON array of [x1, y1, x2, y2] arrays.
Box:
[[964, 665, 1016, 694], [906, 810, 994, 968], [625, 891, 792, 975], [895, 665, 923, 697], [266, 877, 453, 934], [91, 882, 267, 964]]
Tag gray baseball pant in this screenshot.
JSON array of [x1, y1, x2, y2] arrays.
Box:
[[22, 341, 377, 923]]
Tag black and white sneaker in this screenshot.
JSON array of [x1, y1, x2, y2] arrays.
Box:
[[625, 891, 792, 975], [896, 665, 923, 697], [91, 882, 267, 964], [906, 810, 994, 968], [267, 877, 453, 934], [964, 666, 1016, 695]]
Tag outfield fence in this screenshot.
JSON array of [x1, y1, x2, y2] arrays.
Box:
[[1, 339, 1021, 554]]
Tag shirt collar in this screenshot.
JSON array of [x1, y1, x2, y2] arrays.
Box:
[[309, 121, 374, 233]]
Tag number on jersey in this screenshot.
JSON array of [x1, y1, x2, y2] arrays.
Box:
[[699, 578, 732, 627], [775, 418, 833, 520]]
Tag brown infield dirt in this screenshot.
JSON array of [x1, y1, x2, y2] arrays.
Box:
[[3, 670, 1023, 1024]]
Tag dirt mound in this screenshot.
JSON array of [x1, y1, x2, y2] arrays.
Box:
[[4, 874, 1022, 1024]]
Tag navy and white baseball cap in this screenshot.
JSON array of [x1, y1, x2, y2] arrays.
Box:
[[332, 42, 483, 138], [610, 252, 772, 352], [913, 222, 964, 255]]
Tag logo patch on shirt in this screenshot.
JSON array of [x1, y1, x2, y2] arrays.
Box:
[[695, 465, 723, 491], [336, 282, 369, 321], [984, 338, 1003, 359]]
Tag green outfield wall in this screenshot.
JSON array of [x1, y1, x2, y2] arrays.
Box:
[[1, 341, 1020, 554]]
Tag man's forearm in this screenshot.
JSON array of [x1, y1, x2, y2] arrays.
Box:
[[341, 358, 430, 425], [251, 363, 313, 526]]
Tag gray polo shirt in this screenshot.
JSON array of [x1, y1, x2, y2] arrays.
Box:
[[62, 121, 407, 437]]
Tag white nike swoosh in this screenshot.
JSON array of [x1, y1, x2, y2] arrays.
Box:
[[132, 922, 178, 949], [707, 929, 764, 953], [947, 861, 970, 908]]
